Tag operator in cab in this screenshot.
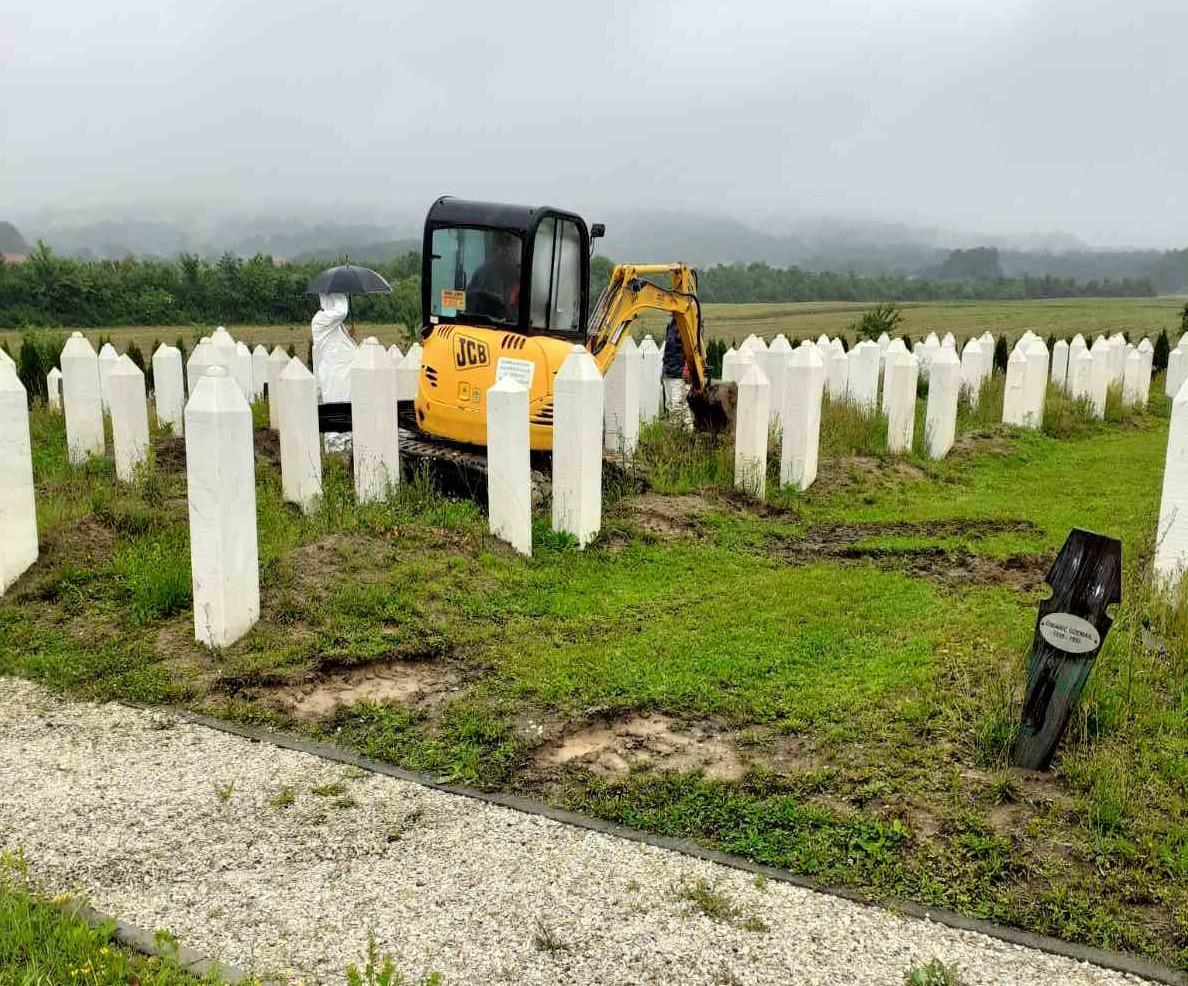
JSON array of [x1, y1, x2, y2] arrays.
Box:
[[466, 232, 521, 321]]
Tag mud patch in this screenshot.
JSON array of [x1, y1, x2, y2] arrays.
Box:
[[813, 455, 930, 495], [612, 492, 717, 541], [767, 518, 1046, 590], [253, 660, 460, 721], [536, 714, 745, 781], [948, 426, 1018, 459], [153, 434, 187, 472]]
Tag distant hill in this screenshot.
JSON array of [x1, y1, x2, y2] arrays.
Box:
[[288, 238, 421, 264], [14, 207, 1188, 292], [0, 221, 28, 253]]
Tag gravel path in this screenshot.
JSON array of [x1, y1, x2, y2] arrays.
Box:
[[0, 677, 1158, 986]]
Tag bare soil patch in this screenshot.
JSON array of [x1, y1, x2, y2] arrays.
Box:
[[812, 455, 930, 495], [535, 713, 746, 781], [766, 518, 1047, 590], [613, 492, 717, 540], [248, 660, 461, 721]]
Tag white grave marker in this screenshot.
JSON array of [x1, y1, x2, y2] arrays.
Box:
[[185, 366, 259, 648], [734, 362, 769, 498], [152, 344, 186, 436], [552, 346, 603, 547], [351, 340, 401, 503], [277, 358, 323, 513], [603, 336, 640, 454], [0, 363, 38, 595], [1155, 380, 1188, 590], [780, 342, 824, 490], [487, 377, 532, 556], [60, 332, 104, 463], [925, 347, 960, 459], [109, 355, 149, 482]]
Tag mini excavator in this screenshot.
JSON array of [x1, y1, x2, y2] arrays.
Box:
[[317, 197, 733, 493]]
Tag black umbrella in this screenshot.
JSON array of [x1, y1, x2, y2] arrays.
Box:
[[305, 264, 392, 296]]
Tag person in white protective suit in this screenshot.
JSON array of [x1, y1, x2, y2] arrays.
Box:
[[311, 293, 357, 450], [311, 293, 357, 400]]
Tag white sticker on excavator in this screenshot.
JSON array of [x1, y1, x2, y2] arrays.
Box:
[[495, 357, 535, 390]]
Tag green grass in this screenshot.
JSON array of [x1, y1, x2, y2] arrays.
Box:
[[2, 326, 1187, 970], [0, 852, 227, 985]]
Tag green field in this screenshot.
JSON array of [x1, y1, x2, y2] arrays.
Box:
[[3, 296, 1183, 359], [2, 359, 1186, 971]]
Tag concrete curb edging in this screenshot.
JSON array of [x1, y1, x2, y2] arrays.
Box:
[[139, 703, 1186, 986], [66, 900, 255, 983]]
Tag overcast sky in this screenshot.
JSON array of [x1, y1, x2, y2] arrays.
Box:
[[4, 0, 1186, 248]]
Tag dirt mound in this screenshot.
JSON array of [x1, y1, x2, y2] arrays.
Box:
[[614, 493, 716, 540], [813, 455, 929, 495], [535, 713, 745, 781]]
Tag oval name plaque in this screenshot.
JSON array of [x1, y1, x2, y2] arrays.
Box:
[[1039, 612, 1101, 655]]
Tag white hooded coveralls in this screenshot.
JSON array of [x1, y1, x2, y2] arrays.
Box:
[[311, 293, 356, 402]]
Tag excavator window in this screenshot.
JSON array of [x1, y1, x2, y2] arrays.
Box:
[[529, 218, 582, 334], [429, 226, 522, 325]]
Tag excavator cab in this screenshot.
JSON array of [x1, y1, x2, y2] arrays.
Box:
[[414, 197, 730, 451], [422, 198, 592, 336], [416, 198, 607, 449]]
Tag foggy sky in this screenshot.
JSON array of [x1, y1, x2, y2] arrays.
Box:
[[4, 0, 1187, 249]]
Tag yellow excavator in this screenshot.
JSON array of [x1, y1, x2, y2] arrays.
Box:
[[410, 197, 732, 452]]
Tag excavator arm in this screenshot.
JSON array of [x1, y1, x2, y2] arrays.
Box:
[[586, 263, 733, 430]]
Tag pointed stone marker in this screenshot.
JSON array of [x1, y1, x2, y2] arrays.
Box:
[[60, 332, 104, 464], [185, 366, 259, 648], [277, 358, 323, 513], [734, 361, 769, 498], [881, 338, 907, 414], [251, 344, 268, 399], [1050, 339, 1069, 389], [1088, 337, 1110, 419], [397, 344, 422, 402], [1012, 529, 1121, 771], [1002, 349, 1027, 426], [637, 335, 663, 425], [0, 363, 38, 596], [1155, 380, 1188, 590], [780, 342, 824, 490], [233, 341, 254, 401], [109, 355, 149, 482], [761, 334, 793, 427], [351, 339, 400, 502], [925, 346, 960, 459], [265, 346, 290, 428], [487, 377, 532, 556], [885, 350, 919, 454], [97, 342, 118, 414], [47, 366, 62, 410], [152, 344, 185, 436], [604, 336, 640, 454], [552, 346, 603, 547], [846, 340, 881, 413], [961, 338, 984, 408]]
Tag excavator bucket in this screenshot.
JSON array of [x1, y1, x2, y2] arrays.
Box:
[[687, 380, 737, 433]]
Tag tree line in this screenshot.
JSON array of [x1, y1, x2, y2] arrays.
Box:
[[687, 262, 1155, 304], [0, 244, 420, 329], [0, 244, 1160, 331]]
